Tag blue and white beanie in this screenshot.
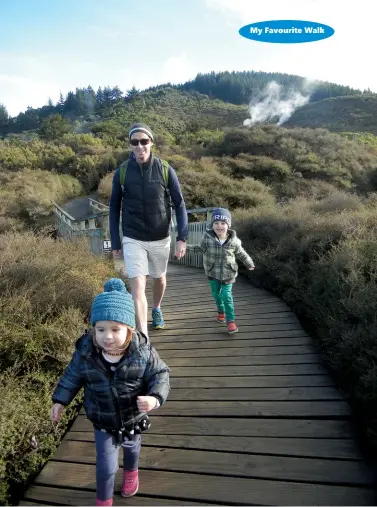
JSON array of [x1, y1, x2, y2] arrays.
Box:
[[90, 278, 136, 328], [211, 208, 232, 227]]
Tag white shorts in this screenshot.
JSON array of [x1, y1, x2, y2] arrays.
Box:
[[122, 236, 171, 279]]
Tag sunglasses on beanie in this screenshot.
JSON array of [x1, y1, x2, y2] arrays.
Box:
[[130, 138, 151, 146]]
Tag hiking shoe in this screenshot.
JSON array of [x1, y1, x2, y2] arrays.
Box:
[[217, 312, 226, 323], [152, 308, 165, 329], [227, 321, 238, 334], [121, 469, 139, 498]]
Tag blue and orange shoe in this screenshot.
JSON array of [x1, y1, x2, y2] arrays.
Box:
[[152, 308, 165, 330]]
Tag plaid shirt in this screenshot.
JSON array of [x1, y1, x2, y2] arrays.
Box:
[[52, 331, 170, 431], [188, 229, 255, 283]]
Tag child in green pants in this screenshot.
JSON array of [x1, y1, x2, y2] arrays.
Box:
[[187, 208, 255, 334]]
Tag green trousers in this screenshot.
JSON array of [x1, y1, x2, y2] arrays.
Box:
[[209, 279, 235, 322]]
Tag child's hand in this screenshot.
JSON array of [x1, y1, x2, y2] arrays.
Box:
[[50, 403, 65, 423], [137, 396, 158, 413], [248, 266, 255, 270]]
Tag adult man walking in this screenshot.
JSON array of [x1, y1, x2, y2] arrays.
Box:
[[109, 123, 188, 337]]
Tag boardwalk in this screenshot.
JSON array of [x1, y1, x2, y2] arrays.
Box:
[[60, 193, 98, 220], [20, 264, 377, 505]]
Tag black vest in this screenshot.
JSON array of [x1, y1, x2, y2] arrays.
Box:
[[121, 155, 171, 241]]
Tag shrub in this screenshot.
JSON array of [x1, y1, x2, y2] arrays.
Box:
[[234, 204, 377, 454], [0, 369, 81, 506], [0, 169, 83, 232], [0, 231, 116, 504]]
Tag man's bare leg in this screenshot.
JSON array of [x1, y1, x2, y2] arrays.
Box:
[[129, 275, 148, 337], [152, 275, 167, 309]]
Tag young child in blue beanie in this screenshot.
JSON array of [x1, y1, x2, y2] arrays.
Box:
[[187, 208, 255, 334], [50, 278, 170, 506]]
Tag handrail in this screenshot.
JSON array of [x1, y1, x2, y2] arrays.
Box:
[[82, 199, 216, 217], [51, 201, 76, 222]]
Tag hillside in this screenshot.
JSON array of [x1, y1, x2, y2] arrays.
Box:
[[177, 70, 365, 105], [285, 94, 377, 134], [101, 88, 249, 138], [1, 69, 372, 138]]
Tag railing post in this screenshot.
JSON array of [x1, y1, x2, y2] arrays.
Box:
[[206, 210, 212, 225]]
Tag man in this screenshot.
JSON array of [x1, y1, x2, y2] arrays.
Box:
[[109, 123, 188, 337]]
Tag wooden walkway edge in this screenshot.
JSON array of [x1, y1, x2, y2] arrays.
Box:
[[20, 264, 377, 505]]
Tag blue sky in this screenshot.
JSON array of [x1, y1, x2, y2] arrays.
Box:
[[0, 0, 374, 116]]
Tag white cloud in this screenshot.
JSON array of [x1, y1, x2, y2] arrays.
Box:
[[204, 0, 377, 93], [0, 74, 61, 116], [89, 25, 121, 39], [162, 53, 195, 85], [205, 0, 337, 24]]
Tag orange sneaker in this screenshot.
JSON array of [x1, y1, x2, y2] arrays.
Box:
[[227, 321, 238, 334], [217, 312, 226, 323]]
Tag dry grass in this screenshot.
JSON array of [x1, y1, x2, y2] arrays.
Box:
[[0, 231, 117, 504], [234, 200, 377, 454]]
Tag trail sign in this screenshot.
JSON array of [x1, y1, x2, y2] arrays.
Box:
[[103, 240, 112, 253]]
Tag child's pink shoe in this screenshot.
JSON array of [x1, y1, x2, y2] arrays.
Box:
[[96, 498, 113, 506], [121, 469, 139, 497]]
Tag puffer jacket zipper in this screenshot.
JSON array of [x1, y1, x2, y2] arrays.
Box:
[[218, 234, 230, 295], [92, 354, 124, 430]]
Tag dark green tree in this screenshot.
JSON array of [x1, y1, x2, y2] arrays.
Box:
[[39, 114, 72, 140], [125, 86, 140, 101], [0, 103, 9, 135]]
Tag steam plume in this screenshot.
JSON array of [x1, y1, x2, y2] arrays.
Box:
[[243, 80, 312, 127]]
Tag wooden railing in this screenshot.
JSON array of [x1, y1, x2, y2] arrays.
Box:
[[52, 199, 215, 263]]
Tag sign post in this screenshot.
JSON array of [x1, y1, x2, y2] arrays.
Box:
[[103, 239, 112, 254]]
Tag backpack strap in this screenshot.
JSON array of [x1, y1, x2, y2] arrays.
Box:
[[161, 159, 169, 187], [119, 161, 128, 191], [160, 159, 172, 208]]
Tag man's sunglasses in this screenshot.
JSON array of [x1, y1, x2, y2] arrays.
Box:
[[130, 138, 151, 146]]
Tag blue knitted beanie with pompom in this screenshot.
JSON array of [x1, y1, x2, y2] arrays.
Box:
[[90, 278, 135, 328]]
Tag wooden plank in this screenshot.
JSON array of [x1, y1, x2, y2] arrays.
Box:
[[169, 375, 334, 388], [166, 354, 320, 367], [147, 283, 262, 293], [152, 329, 309, 343], [147, 279, 262, 290], [156, 400, 351, 418], [168, 364, 327, 376], [152, 323, 303, 337], [164, 386, 343, 401], [161, 294, 284, 313], [22, 485, 205, 505], [161, 344, 316, 357], [139, 435, 363, 460], [65, 432, 363, 460], [162, 299, 290, 312], [161, 281, 265, 291], [53, 440, 373, 486], [34, 462, 377, 505], [71, 415, 356, 438], [159, 303, 291, 319], [161, 310, 298, 321], [150, 294, 279, 306], [154, 336, 312, 350], [158, 297, 283, 309], [156, 315, 300, 330], [151, 289, 277, 300]]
